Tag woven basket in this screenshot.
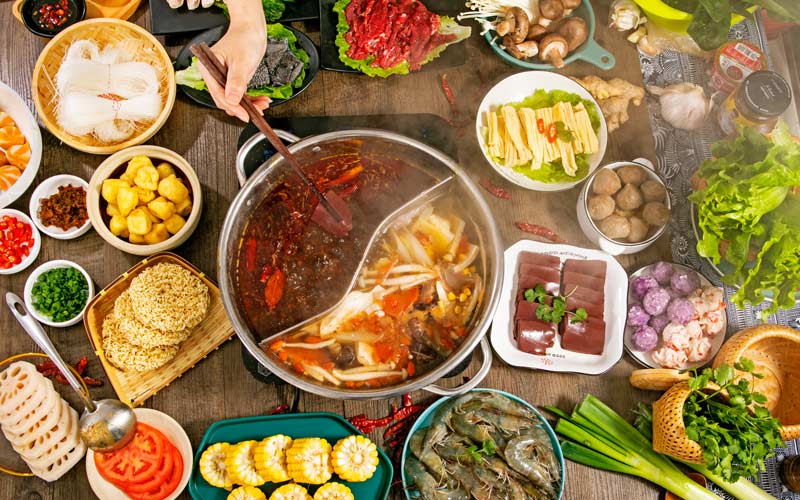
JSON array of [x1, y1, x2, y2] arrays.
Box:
[[713, 324, 800, 441], [31, 19, 175, 155], [652, 381, 708, 463]]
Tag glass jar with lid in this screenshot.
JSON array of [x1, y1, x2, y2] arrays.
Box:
[[718, 70, 793, 137]]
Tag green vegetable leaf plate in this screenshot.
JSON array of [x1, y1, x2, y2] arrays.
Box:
[[174, 24, 319, 109], [189, 412, 393, 500], [401, 388, 565, 499]]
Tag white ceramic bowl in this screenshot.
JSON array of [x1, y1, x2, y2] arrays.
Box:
[[24, 259, 94, 327], [576, 158, 671, 255], [475, 71, 608, 192], [0, 208, 41, 275], [29, 174, 92, 240], [86, 408, 193, 500], [0, 81, 42, 209]]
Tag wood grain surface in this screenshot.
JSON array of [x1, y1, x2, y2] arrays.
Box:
[[0, 2, 669, 499]]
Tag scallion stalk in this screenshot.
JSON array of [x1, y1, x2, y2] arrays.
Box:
[[687, 463, 777, 500]]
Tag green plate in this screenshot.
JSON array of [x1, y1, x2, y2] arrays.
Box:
[[189, 412, 393, 500]]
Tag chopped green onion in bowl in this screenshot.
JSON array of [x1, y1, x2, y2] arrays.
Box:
[[31, 266, 89, 323]]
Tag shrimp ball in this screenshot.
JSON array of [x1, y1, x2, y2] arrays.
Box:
[[592, 169, 622, 195], [701, 286, 724, 312], [617, 165, 648, 185], [641, 180, 667, 202], [615, 184, 644, 211], [588, 195, 615, 220]]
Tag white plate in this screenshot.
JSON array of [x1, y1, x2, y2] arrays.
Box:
[[475, 71, 608, 192], [86, 408, 193, 500], [24, 259, 94, 327], [490, 239, 627, 374], [623, 263, 727, 370], [0, 81, 42, 208], [0, 208, 41, 275], [29, 175, 91, 240]]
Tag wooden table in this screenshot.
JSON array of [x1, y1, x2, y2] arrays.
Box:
[[0, 3, 670, 499]]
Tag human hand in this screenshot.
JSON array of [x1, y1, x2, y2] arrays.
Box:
[[198, 20, 270, 121]]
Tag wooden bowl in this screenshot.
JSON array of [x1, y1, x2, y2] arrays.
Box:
[[87, 145, 202, 255], [31, 18, 175, 155]]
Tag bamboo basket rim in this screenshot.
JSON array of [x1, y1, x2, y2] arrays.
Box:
[[31, 18, 176, 155]]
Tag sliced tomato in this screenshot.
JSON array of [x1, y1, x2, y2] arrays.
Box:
[[120, 441, 174, 494], [381, 287, 419, 317], [126, 447, 184, 500], [95, 423, 166, 486]]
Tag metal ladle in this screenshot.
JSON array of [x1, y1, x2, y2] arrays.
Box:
[[6, 293, 136, 452]]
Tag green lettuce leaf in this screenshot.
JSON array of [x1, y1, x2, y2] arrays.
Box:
[[333, 0, 470, 77], [175, 23, 308, 100], [214, 0, 290, 21]]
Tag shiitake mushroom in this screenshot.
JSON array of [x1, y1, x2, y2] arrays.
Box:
[[555, 17, 588, 51]]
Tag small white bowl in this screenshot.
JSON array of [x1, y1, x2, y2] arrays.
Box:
[[29, 175, 91, 240], [0, 209, 41, 275], [23, 259, 94, 327], [86, 408, 193, 500]]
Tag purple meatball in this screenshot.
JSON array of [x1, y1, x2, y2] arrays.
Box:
[[631, 275, 659, 301], [667, 298, 696, 325], [643, 287, 671, 316], [649, 314, 670, 334], [632, 325, 659, 352], [651, 261, 674, 285], [670, 269, 701, 296], [627, 304, 651, 327]]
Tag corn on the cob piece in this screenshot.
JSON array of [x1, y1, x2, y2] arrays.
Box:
[[286, 437, 333, 484], [269, 483, 312, 500], [200, 442, 234, 489], [225, 440, 267, 487], [227, 485, 267, 500], [331, 435, 378, 482], [254, 434, 293, 482], [313, 482, 354, 500]]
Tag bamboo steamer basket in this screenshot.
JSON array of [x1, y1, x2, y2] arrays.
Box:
[[31, 19, 175, 155], [652, 324, 800, 463]]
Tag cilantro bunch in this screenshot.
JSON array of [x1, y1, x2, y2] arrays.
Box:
[[523, 284, 587, 324], [683, 358, 784, 483]]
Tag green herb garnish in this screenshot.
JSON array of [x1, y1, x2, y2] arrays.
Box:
[[31, 267, 88, 323], [555, 121, 575, 142], [524, 284, 588, 323], [570, 307, 588, 324], [466, 440, 497, 460], [683, 358, 784, 483]]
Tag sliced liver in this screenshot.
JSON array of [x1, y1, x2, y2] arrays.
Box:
[[565, 296, 604, 318], [519, 252, 561, 269], [560, 317, 606, 355], [562, 271, 605, 291], [563, 284, 605, 305], [515, 300, 542, 322], [516, 320, 556, 355], [562, 259, 607, 279]]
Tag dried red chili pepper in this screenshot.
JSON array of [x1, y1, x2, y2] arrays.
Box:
[[479, 178, 512, 200], [264, 268, 285, 310], [82, 377, 103, 387], [440, 74, 456, 109], [36, 357, 103, 387], [537, 118, 545, 134], [515, 222, 562, 243], [268, 404, 290, 415], [547, 123, 558, 143], [75, 356, 88, 376]]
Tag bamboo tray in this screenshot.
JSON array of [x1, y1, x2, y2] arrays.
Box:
[[83, 252, 235, 407]]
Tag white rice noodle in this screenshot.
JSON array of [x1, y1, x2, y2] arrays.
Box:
[[281, 338, 337, 350], [336, 363, 395, 374], [56, 61, 159, 98], [303, 364, 341, 385], [331, 368, 407, 382], [331, 331, 380, 343], [57, 93, 162, 140]]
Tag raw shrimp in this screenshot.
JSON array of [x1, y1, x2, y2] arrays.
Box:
[[447, 410, 497, 446], [405, 456, 470, 500], [411, 430, 454, 487], [457, 391, 536, 419], [433, 433, 473, 461], [471, 408, 534, 435], [504, 434, 559, 498], [445, 461, 493, 500]]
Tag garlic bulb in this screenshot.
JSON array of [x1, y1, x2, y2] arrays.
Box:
[[647, 83, 713, 130], [610, 0, 646, 31]]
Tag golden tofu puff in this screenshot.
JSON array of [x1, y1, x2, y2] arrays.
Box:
[[148, 196, 175, 220], [156, 162, 175, 179], [175, 197, 193, 217], [269, 484, 312, 500], [127, 208, 152, 236], [134, 165, 159, 191], [143, 223, 169, 244], [313, 483, 354, 500], [106, 203, 119, 217], [108, 214, 128, 236], [331, 435, 378, 482], [126, 155, 154, 176], [133, 186, 156, 205], [228, 486, 267, 500], [116, 185, 139, 216], [254, 434, 293, 482], [158, 174, 189, 204], [200, 442, 235, 489], [286, 438, 332, 484], [164, 214, 186, 234], [225, 440, 267, 487]]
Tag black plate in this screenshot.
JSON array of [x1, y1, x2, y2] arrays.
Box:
[[21, 0, 85, 38], [149, 0, 320, 36], [318, 0, 467, 73], [174, 24, 320, 109]]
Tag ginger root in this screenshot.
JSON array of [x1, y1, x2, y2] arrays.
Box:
[[575, 76, 645, 132]]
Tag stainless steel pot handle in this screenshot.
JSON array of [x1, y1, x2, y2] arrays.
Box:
[[422, 336, 493, 396], [236, 130, 302, 187]]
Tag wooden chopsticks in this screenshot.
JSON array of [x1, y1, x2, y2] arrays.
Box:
[[189, 42, 348, 227]]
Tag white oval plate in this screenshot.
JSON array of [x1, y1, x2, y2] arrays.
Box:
[[29, 175, 91, 240], [490, 239, 627, 374], [86, 408, 192, 500], [0, 208, 41, 275], [475, 71, 608, 192], [624, 263, 727, 370], [24, 259, 94, 327], [0, 81, 42, 208]]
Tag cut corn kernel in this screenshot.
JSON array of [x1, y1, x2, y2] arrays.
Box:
[[331, 435, 378, 482], [254, 434, 293, 483], [286, 438, 332, 484], [225, 440, 267, 487], [269, 484, 312, 500], [313, 482, 354, 500], [447, 292, 456, 301], [200, 442, 234, 490], [228, 485, 267, 500]]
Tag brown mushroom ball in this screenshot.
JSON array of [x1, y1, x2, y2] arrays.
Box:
[[617, 165, 648, 185], [627, 216, 649, 243], [598, 215, 631, 240], [555, 17, 588, 51], [641, 180, 667, 202], [615, 183, 644, 211], [592, 168, 622, 195], [588, 195, 615, 220], [642, 201, 671, 227]]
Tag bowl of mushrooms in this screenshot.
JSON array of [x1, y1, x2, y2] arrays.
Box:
[[461, 0, 615, 70], [576, 159, 671, 255]]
